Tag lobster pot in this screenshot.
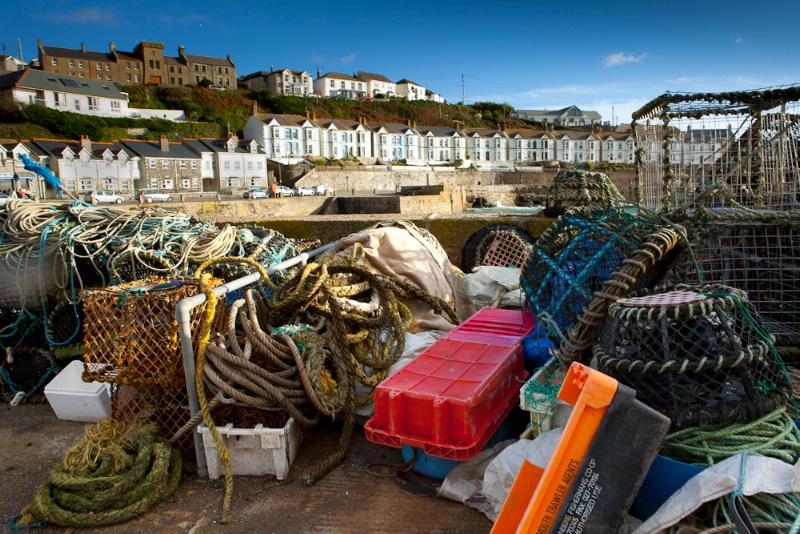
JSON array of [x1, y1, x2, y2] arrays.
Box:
[[462, 224, 534, 272], [111, 382, 194, 459], [595, 285, 793, 429], [520, 207, 665, 343], [545, 169, 625, 212], [632, 86, 800, 212], [82, 277, 224, 388], [670, 208, 800, 359]]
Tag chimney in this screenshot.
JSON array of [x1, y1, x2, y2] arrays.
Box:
[[311, 111, 316, 121], [81, 43, 87, 53], [317, 68, 321, 78], [230, 133, 239, 143], [270, 65, 274, 73], [80, 135, 91, 152], [178, 45, 185, 58], [160, 135, 169, 152], [252, 101, 258, 116], [407, 119, 413, 127], [109, 42, 116, 53]]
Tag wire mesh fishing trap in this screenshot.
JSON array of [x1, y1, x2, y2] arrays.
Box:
[[520, 206, 682, 365], [667, 200, 800, 362], [82, 277, 225, 388], [632, 85, 800, 212], [594, 284, 793, 429], [545, 169, 625, 213]]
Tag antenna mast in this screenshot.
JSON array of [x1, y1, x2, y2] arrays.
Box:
[[17, 38, 23, 63], [461, 74, 465, 105]]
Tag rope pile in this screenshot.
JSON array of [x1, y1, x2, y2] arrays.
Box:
[[182, 247, 459, 523], [13, 419, 181, 528]]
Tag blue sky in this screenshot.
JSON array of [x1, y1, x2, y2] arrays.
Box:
[[9, 0, 800, 125]]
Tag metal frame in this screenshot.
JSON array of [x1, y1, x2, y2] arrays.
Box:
[[174, 242, 337, 475]]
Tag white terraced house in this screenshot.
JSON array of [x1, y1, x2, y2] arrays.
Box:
[[316, 118, 373, 159], [355, 71, 396, 99], [243, 113, 322, 158], [370, 121, 422, 164], [418, 127, 467, 165], [506, 130, 553, 163], [468, 129, 510, 162], [313, 71, 367, 100], [395, 79, 426, 101], [183, 134, 269, 191]]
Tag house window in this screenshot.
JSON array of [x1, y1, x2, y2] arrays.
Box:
[[234, 161, 240, 170], [97, 64, 102, 71], [257, 162, 263, 170], [69, 60, 74, 67], [51, 58, 57, 66], [126, 62, 130, 69], [170, 77, 175, 84], [111, 101, 120, 112], [127, 74, 132, 82], [149, 159, 156, 169], [106, 75, 111, 81], [180, 160, 187, 169], [191, 161, 198, 169], [80, 179, 93, 190], [170, 66, 175, 73], [89, 97, 99, 110], [161, 179, 173, 189], [181, 179, 190, 189], [162, 159, 169, 169], [106, 64, 110, 71], [149, 60, 154, 69], [330, 80, 335, 87], [247, 161, 253, 170], [224, 161, 230, 170], [134, 74, 139, 83]]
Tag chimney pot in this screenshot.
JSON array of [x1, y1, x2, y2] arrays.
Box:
[[160, 134, 169, 152], [81, 43, 86, 53]]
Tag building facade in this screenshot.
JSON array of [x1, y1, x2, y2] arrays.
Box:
[[0, 69, 130, 118], [37, 40, 236, 88], [313, 72, 367, 99]]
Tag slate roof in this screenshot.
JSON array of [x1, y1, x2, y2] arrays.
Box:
[[31, 139, 130, 159], [41, 45, 114, 62], [316, 119, 363, 131], [396, 79, 423, 86], [183, 138, 266, 154], [320, 72, 360, 82], [252, 113, 319, 128], [356, 71, 394, 84], [118, 139, 200, 159], [417, 126, 463, 137], [183, 53, 234, 67], [0, 69, 127, 99]]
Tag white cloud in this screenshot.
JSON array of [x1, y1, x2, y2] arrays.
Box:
[[733, 36, 744, 44], [603, 52, 648, 68], [340, 53, 356, 65]]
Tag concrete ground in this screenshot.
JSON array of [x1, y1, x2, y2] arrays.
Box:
[[1, 403, 493, 534]]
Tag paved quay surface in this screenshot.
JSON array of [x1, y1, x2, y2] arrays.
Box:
[[1, 403, 493, 534]]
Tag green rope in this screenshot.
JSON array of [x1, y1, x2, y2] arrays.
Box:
[[661, 405, 800, 466]]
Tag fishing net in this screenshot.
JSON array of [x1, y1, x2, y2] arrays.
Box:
[[520, 206, 682, 365], [45, 297, 84, 346], [595, 284, 794, 429], [544, 169, 625, 216], [0, 346, 58, 403], [82, 277, 225, 388]]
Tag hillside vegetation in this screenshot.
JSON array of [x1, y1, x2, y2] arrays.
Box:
[[0, 85, 547, 142]]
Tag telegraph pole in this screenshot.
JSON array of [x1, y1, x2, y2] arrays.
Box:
[[461, 74, 465, 105]]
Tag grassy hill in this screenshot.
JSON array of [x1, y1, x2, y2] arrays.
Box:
[[0, 85, 546, 143]]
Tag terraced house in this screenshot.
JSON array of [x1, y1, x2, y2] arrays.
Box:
[[37, 39, 236, 88], [244, 113, 635, 166]]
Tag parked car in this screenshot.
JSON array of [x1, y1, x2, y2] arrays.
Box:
[[244, 188, 268, 199], [313, 184, 335, 196], [137, 189, 174, 203], [273, 185, 294, 197], [84, 190, 124, 205], [294, 185, 314, 196]]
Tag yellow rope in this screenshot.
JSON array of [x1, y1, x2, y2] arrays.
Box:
[[194, 272, 233, 524]]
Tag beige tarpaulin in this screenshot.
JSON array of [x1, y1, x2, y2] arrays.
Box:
[[333, 220, 477, 333]]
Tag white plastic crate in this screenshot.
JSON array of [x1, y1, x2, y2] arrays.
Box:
[[198, 418, 302, 480], [519, 358, 572, 438], [44, 360, 111, 422]]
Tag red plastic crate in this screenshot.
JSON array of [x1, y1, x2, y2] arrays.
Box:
[[365, 308, 533, 460]]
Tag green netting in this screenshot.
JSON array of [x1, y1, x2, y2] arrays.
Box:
[[545, 169, 625, 214], [596, 284, 794, 429], [520, 206, 666, 348]]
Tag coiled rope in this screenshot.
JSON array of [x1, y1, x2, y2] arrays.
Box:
[[11, 419, 181, 529]]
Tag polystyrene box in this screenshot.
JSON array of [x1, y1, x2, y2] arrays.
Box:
[[44, 360, 111, 422], [365, 307, 533, 460], [198, 418, 303, 480]]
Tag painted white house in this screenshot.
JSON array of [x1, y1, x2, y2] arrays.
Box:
[[313, 72, 367, 100], [512, 105, 602, 126], [241, 68, 314, 96], [0, 68, 130, 118], [468, 129, 510, 162], [369, 121, 422, 164], [29, 136, 140, 195], [244, 113, 322, 158], [316, 118, 373, 159], [0, 140, 39, 193], [506, 129, 554, 163], [600, 132, 636, 164], [395, 79, 426, 101], [184, 134, 269, 191], [355, 71, 396, 98], [418, 127, 467, 164]]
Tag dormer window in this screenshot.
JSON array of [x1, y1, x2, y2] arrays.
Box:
[[227, 139, 236, 152]]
